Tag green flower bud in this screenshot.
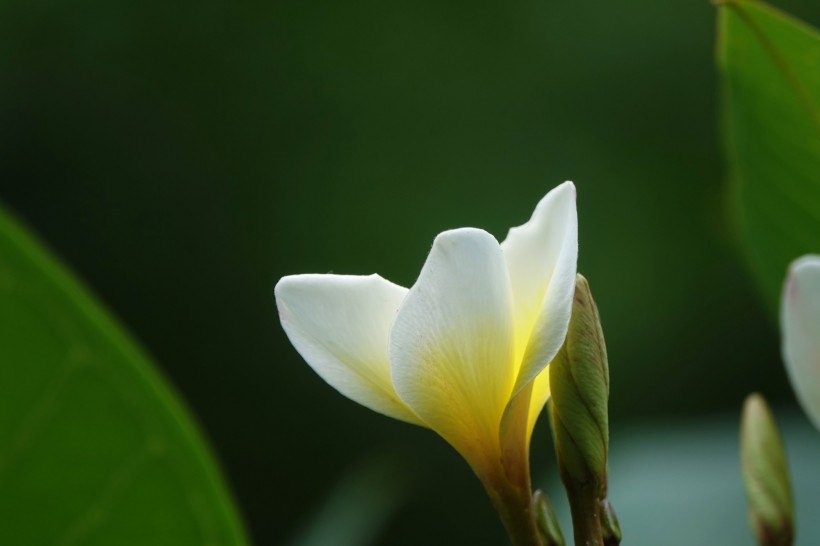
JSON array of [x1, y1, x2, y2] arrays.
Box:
[[532, 490, 565, 546], [550, 274, 620, 546], [740, 393, 794, 546], [550, 273, 609, 486], [599, 499, 621, 545]]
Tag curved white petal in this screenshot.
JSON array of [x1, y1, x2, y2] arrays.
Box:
[[275, 274, 423, 425], [389, 228, 517, 467], [781, 255, 820, 430], [501, 181, 578, 394]]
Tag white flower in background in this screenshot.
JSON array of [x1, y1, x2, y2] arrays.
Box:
[[781, 255, 820, 430], [275, 182, 577, 477]]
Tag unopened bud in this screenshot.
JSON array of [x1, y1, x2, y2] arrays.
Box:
[[599, 499, 621, 545], [550, 273, 609, 486], [740, 393, 794, 546], [532, 489, 565, 546]]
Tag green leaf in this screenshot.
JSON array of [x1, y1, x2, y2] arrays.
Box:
[[0, 204, 249, 545], [718, 0, 820, 313]]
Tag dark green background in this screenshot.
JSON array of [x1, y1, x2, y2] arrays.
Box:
[[1, 0, 818, 543]]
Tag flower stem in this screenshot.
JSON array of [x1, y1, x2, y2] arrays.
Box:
[[565, 481, 604, 546], [482, 466, 544, 546]]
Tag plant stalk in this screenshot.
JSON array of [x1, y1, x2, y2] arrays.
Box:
[[481, 462, 544, 546], [565, 481, 604, 546]]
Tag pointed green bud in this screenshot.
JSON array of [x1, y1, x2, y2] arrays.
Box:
[[550, 273, 609, 486], [740, 394, 794, 546], [532, 490, 565, 546], [599, 499, 621, 545], [550, 274, 619, 546]]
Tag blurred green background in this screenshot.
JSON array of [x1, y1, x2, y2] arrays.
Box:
[[1, 0, 819, 544]]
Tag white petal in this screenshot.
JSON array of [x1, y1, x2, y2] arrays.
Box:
[[501, 181, 578, 394], [275, 274, 423, 425], [781, 255, 820, 430], [389, 228, 517, 466]]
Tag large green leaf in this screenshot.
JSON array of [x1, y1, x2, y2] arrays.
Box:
[[0, 205, 249, 545], [718, 0, 820, 313]]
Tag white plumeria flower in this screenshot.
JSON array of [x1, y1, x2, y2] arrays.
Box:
[[781, 255, 820, 430], [275, 182, 578, 477]]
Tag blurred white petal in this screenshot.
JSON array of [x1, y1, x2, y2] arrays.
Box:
[[781, 255, 820, 430]]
